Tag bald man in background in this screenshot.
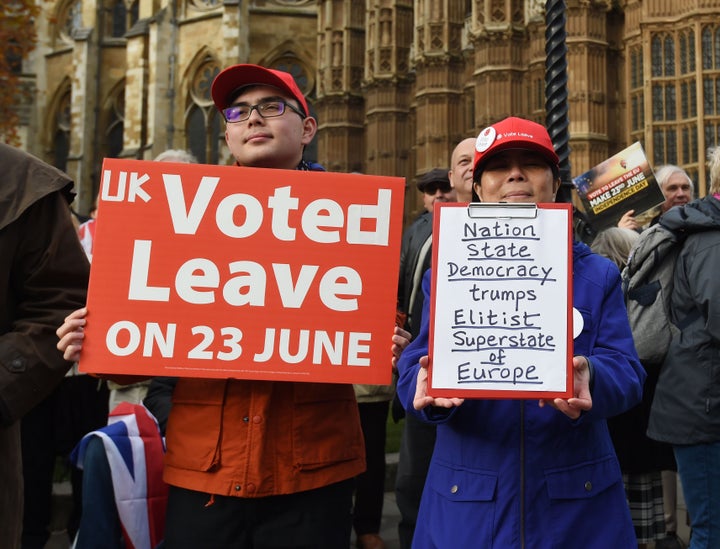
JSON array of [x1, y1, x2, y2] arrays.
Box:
[[449, 137, 476, 202]]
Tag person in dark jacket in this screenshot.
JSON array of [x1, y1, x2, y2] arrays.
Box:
[[143, 376, 177, 434], [396, 117, 645, 548], [0, 143, 89, 548], [397, 168, 454, 339], [394, 166, 456, 548], [613, 165, 694, 549], [647, 147, 720, 549]]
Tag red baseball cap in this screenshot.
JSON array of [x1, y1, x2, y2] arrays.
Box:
[[473, 117, 559, 178], [211, 64, 309, 117]]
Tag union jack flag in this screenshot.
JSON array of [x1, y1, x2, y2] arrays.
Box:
[[77, 218, 96, 261], [72, 402, 168, 549]]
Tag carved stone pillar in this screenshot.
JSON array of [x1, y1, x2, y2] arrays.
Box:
[[413, 0, 468, 183], [123, 20, 150, 157], [364, 1, 415, 221], [564, 0, 615, 175], [469, 2, 531, 127], [67, 26, 97, 206], [316, 0, 367, 173]]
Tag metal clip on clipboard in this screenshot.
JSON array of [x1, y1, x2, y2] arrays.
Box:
[[466, 203, 538, 219]]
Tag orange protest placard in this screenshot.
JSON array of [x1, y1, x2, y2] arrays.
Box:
[[80, 158, 405, 384]]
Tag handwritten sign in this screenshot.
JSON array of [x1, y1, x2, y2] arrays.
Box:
[[80, 158, 405, 384], [428, 203, 573, 399]]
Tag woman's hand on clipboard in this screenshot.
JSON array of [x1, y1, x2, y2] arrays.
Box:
[[413, 355, 465, 410], [538, 355, 592, 419]]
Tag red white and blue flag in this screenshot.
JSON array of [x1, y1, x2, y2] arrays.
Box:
[[77, 218, 96, 261], [73, 402, 168, 549]]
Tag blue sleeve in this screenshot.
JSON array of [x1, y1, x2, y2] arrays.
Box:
[[395, 269, 458, 424]]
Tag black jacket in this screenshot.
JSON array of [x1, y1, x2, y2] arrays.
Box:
[[143, 376, 177, 435], [397, 211, 433, 338]]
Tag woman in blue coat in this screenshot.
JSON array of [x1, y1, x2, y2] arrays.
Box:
[[396, 117, 646, 549]]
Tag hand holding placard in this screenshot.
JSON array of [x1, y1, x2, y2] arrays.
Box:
[[538, 355, 592, 419], [413, 355, 466, 410], [80, 159, 405, 384]]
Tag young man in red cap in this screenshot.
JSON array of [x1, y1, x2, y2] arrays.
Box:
[[57, 64, 410, 548], [395, 117, 646, 548]]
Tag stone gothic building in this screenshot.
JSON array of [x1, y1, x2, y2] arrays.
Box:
[[16, 0, 720, 222]]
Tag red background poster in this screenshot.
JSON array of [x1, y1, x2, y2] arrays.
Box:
[[80, 158, 405, 384]]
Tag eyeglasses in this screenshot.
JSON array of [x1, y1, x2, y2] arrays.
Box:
[[222, 100, 305, 123]]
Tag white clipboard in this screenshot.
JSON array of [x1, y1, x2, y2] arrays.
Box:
[[428, 202, 573, 399]]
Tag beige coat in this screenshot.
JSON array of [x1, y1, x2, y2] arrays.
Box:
[[353, 379, 396, 404], [0, 144, 89, 547]]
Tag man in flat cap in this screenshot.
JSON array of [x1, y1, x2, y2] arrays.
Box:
[[416, 168, 456, 214]]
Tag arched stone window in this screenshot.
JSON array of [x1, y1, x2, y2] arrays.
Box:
[[652, 34, 676, 77], [701, 26, 720, 70], [56, 0, 83, 46], [700, 25, 720, 164], [269, 55, 318, 163], [189, 0, 221, 9], [628, 45, 644, 142], [185, 58, 221, 164], [680, 29, 696, 74], [110, 0, 127, 37], [702, 25, 720, 121], [649, 32, 679, 165], [106, 0, 139, 38], [53, 89, 72, 171], [105, 89, 125, 159]]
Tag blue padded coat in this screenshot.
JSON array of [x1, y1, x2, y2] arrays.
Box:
[[396, 241, 645, 549]]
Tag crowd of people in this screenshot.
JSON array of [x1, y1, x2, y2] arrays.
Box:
[[1, 62, 717, 549]]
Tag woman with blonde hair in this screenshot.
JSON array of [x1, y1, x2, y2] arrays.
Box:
[[590, 227, 639, 270]]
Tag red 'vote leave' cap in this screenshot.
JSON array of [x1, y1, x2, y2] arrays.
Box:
[[211, 64, 309, 117], [473, 117, 559, 179]]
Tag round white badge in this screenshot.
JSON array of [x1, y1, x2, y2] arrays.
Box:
[[573, 307, 584, 339], [475, 126, 497, 153]]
